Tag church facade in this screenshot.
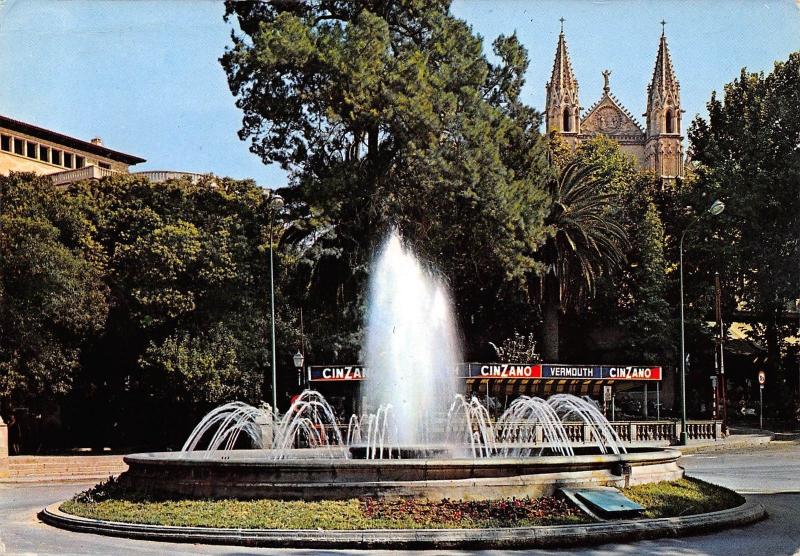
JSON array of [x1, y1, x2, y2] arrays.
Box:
[[545, 25, 684, 181]]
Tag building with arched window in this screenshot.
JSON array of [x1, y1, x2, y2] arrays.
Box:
[[545, 24, 684, 182]]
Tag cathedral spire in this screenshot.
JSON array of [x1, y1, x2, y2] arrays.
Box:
[[548, 25, 577, 97], [645, 26, 684, 181], [647, 29, 680, 111], [545, 21, 580, 137]]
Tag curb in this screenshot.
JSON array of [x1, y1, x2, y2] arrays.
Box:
[[0, 475, 119, 485], [771, 432, 800, 441], [678, 435, 774, 455], [39, 499, 767, 549]]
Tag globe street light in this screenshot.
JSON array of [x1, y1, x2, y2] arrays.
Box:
[[293, 350, 305, 389], [262, 190, 284, 413], [679, 199, 725, 445]]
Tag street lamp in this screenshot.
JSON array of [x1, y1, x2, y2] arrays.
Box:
[[795, 299, 800, 400], [678, 199, 725, 445], [262, 190, 284, 413], [293, 350, 305, 389]]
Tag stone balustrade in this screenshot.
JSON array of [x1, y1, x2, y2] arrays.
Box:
[[131, 170, 208, 184], [49, 165, 120, 186], [48, 167, 210, 186], [685, 420, 720, 441], [321, 419, 724, 447]]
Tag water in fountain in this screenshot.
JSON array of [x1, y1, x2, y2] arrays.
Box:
[[272, 390, 345, 458], [362, 230, 462, 447], [495, 396, 574, 457], [181, 233, 626, 460], [183, 390, 625, 459], [182, 391, 344, 458], [346, 414, 362, 446], [548, 394, 626, 454], [446, 395, 496, 458], [182, 401, 273, 454]]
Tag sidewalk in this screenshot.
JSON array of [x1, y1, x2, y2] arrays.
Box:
[[0, 454, 127, 483], [677, 428, 776, 455]]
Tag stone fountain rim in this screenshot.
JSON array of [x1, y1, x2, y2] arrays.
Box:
[[124, 446, 681, 467]]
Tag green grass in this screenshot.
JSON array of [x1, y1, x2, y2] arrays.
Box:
[[59, 482, 587, 530], [62, 498, 393, 529], [59, 477, 743, 530], [59, 498, 588, 529], [622, 478, 744, 519]]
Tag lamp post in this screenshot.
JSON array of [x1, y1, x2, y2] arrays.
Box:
[[796, 299, 800, 400], [678, 199, 725, 445], [262, 190, 284, 413], [293, 351, 305, 389]]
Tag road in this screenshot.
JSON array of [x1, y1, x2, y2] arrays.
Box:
[[1, 442, 799, 555]]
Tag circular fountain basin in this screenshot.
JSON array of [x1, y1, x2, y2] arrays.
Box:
[[348, 445, 453, 459], [120, 447, 682, 501]]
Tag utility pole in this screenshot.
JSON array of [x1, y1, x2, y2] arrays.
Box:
[[679, 200, 725, 445], [262, 190, 284, 413], [796, 299, 800, 401], [715, 273, 728, 435]]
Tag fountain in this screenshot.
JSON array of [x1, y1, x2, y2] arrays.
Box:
[[363, 231, 461, 448], [119, 230, 682, 500]]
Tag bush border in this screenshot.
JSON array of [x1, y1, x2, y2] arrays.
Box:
[[40, 498, 766, 549]]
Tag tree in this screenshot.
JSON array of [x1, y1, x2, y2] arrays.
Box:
[[532, 159, 627, 362], [569, 137, 672, 364], [688, 52, 800, 403], [72, 175, 275, 407], [489, 331, 540, 364], [0, 174, 108, 407], [221, 1, 551, 359], [0, 171, 308, 447]]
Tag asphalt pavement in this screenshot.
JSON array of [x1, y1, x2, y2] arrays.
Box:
[[1, 442, 799, 555]]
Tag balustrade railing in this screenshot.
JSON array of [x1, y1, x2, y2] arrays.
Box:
[[131, 171, 208, 184], [49, 167, 211, 187], [307, 419, 722, 449], [612, 423, 631, 442], [50, 165, 121, 186]]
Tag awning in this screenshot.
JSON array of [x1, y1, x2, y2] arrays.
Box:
[[465, 378, 644, 397]]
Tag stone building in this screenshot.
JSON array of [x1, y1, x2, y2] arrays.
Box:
[[1, 114, 211, 186], [0, 114, 146, 182], [545, 24, 684, 181]]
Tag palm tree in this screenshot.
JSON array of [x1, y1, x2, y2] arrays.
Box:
[[534, 161, 627, 362]]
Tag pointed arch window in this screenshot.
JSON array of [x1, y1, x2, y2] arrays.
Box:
[[665, 108, 675, 133], [562, 108, 571, 132]]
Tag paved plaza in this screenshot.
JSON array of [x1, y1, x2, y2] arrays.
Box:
[[0, 442, 798, 555]]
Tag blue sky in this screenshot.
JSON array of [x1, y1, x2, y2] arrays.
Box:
[[0, 1, 797, 188]]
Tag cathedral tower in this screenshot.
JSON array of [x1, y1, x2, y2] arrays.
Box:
[[545, 20, 580, 145], [644, 26, 684, 181]]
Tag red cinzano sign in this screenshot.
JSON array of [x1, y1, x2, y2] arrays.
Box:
[[308, 364, 662, 381], [308, 365, 366, 381]]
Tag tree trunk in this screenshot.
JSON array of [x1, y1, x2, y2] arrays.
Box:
[[765, 316, 781, 375], [367, 125, 379, 160], [542, 274, 560, 362], [765, 311, 787, 410], [543, 302, 559, 362]]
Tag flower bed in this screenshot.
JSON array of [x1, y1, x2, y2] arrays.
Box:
[[59, 477, 742, 530]]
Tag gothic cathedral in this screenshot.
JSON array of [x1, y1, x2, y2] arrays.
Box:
[[545, 23, 684, 181]]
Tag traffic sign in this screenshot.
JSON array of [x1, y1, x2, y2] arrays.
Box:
[[603, 385, 613, 402], [758, 370, 766, 385]]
